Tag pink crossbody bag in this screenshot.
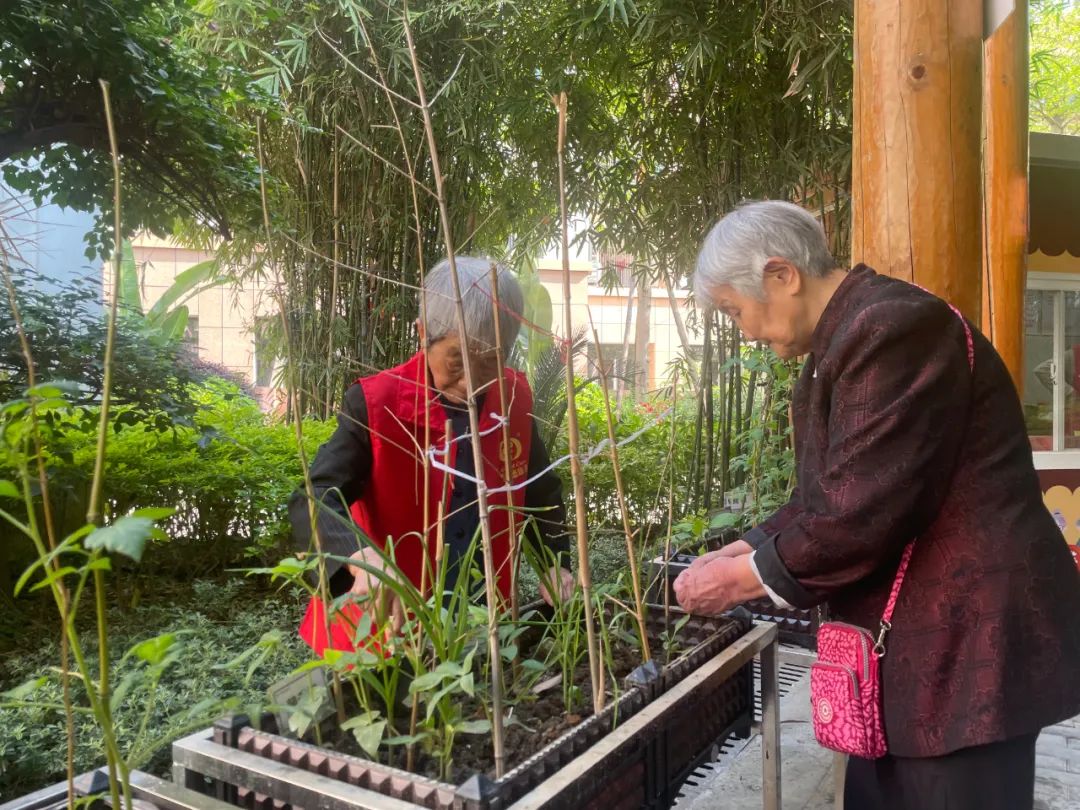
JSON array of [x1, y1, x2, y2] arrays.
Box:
[[810, 300, 974, 759]]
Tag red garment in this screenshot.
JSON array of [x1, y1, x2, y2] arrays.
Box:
[[300, 351, 533, 655]]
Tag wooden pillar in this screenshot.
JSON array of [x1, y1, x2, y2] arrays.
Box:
[[851, 0, 984, 322], [982, 2, 1029, 391]]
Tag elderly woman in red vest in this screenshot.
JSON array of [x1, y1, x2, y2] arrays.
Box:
[[289, 257, 574, 653], [675, 201, 1080, 809]]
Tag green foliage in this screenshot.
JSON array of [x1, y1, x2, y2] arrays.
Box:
[[117, 240, 224, 343], [193, 0, 850, 415], [0, 0, 267, 257], [0, 580, 310, 797], [560, 381, 698, 538], [0, 266, 202, 430], [725, 347, 798, 527], [1031, 0, 1080, 135], [0, 378, 334, 577]]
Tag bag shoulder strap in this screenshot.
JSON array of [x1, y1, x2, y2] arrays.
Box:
[[875, 301, 974, 655]]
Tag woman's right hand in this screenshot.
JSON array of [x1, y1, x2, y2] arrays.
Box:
[[347, 546, 404, 632], [687, 539, 753, 571]]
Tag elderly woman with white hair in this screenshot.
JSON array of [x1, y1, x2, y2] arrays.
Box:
[[676, 201, 1080, 809], [289, 257, 573, 654]]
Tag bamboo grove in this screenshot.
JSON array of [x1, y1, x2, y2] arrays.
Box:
[[196, 0, 852, 417], [0, 0, 853, 796]]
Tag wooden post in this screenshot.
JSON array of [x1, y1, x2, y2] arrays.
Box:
[[982, 2, 1029, 391], [851, 0, 984, 322]]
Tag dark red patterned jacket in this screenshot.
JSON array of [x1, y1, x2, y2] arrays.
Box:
[[747, 265, 1080, 757]]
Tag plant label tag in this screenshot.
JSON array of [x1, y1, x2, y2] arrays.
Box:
[[267, 667, 335, 735]]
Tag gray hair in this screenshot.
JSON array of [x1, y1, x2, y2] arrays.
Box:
[[694, 200, 835, 302], [421, 256, 523, 354]]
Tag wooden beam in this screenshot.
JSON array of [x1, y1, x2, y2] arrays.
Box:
[[852, 0, 984, 322], [982, 2, 1029, 391]]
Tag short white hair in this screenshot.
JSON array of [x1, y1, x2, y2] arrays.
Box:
[[421, 256, 523, 354], [694, 200, 835, 302]]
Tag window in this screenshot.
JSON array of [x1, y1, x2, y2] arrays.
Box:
[[1025, 274, 1080, 453]]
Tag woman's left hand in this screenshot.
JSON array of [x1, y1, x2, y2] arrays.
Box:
[[540, 566, 576, 606], [673, 556, 763, 616]]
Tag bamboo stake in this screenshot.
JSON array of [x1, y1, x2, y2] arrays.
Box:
[[552, 91, 604, 714], [90, 79, 129, 810], [401, 4, 508, 776], [325, 130, 341, 419], [588, 323, 651, 661], [616, 281, 635, 410], [490, 265, 522, 624], [663, 371, 680, 641], [257, 120, 347, 725]]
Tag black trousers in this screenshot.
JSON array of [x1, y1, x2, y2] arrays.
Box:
[[844, 733, 1039, 810]]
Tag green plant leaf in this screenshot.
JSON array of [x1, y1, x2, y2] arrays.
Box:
[[132, 507, 176, 521], [118, 240, 143, 317], [709, 511, 741, 529], [129, 633, 179, 666], [409, 670, 447, 693], [455, 719, 492, 735], [1, 676, 48, 701], [383, 732, 430, 746], [159, 305, 190, 342], [341, 711, 386, 758], [0, 480, 20, 499], [85, 515, 156, 562], [146, 259, 220, 324]]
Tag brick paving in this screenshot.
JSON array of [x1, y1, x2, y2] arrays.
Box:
[[1035, 716, 1080, 810]]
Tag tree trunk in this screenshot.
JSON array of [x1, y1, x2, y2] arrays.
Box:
[[851, 0, 984, 322], [633, 274, 651, 396], [982, 2, 1029, 392], [663, 268, 699, 391]]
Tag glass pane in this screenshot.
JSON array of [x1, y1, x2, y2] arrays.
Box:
[[1023, 289, 1054, 450], [1065, 292, 1080, 449]]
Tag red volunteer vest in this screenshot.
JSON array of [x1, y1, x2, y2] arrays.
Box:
[[300, 351, 534, 654]]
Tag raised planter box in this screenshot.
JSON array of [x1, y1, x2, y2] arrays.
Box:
[[647, 527, 825, 650], [172, 614, 774, 810], [0, 768, 237, 810]]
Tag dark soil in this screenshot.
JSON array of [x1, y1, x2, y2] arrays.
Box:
[[329, 640, 655, 784]]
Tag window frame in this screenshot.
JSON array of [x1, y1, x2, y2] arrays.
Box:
[[1028, 271, 1080, 469]]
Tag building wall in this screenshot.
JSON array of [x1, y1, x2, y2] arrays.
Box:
[[120, 239, 701, 399], [536, 259, 703, 391], [120, 234, 280, 397], [1, 182, 99, 307]]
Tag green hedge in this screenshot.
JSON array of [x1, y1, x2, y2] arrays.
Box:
[[1, 379, 334, 581]]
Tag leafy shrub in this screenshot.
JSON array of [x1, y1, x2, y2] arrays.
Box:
[[0, 267, 202, 431], [0, 579, 310, 797], [0, 378, 334, 582], [554, 382, 700, 540]]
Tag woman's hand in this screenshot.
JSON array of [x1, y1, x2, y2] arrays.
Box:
[[539, 566, 576, 606], [674, 555, 764, 617], [686, 539, 753, 571], [347, 546, 404, 632]]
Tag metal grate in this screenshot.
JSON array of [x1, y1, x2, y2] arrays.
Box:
[[752, 659, 811, 723], [672, 654, 811, 806]]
